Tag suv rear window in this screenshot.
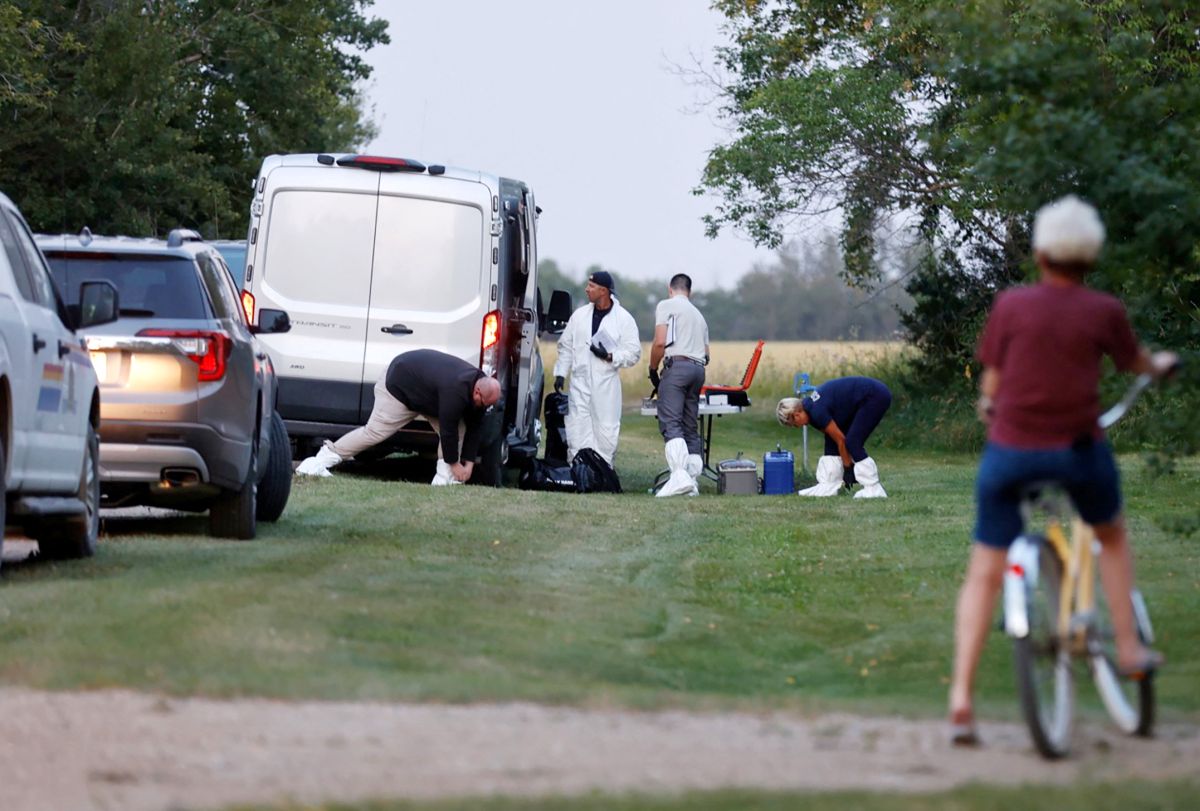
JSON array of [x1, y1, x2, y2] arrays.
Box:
[[45, 252, 210, 319]]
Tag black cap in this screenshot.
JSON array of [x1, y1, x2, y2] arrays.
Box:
[[588, 270, 615, 293]]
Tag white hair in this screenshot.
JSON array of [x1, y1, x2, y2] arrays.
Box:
[[1031, 195, 1106, 264], [776, 397, 803, 426]]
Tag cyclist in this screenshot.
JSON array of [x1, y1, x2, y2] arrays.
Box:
[[947, 195, 1177, 746]]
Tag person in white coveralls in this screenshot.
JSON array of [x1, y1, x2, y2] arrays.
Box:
[[552, 270, 641, 466]]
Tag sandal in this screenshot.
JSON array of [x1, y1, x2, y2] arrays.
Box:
[[1117, 650, 1164, 681], [949, 708, 980, 747]]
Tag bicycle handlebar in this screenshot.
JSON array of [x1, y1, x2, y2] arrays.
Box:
[[1097, 360, 1182, 430]]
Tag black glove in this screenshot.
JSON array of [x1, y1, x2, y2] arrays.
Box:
[[589, 342, 610, 361], [843, 464, 858, 489], [648, 367, 661, 390], [554, 375, 564, 394]]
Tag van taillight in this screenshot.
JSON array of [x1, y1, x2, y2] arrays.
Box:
[[479, 310, 501, 375], [137, 328, 231, 381], [241, 290, 255, 324]]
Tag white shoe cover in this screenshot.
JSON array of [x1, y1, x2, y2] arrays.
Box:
[[797, 455, 842, 497], [657, 438, 697, 497], [431, 459, 463, 486], [295, 443, 342, 477], [853, 456, 887, 498], [684, 453, 703, 496]]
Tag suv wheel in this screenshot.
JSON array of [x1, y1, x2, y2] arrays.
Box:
[[256, 410, 292, 522], [210, 439, 257, 540], [35, 425, 101, 560]]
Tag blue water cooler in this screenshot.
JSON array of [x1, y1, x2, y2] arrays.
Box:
[[762, 444, 795, 495]]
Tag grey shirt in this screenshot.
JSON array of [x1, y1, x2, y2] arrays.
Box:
[[655, 295, 709, 363]]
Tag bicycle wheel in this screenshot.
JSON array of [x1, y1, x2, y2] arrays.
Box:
[[1090, 579, 1155, 736], [1013, 538, 1074, 758]]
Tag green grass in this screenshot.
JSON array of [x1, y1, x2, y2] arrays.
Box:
[[229, 779, 1200, 811], [2, 412, 1198, 724]]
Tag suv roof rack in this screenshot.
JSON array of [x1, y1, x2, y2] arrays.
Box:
[[166, 228, 204, 248]]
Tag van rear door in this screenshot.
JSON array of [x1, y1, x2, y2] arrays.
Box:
[[361, 175, 491, 421], [255, 167, 378, 425]]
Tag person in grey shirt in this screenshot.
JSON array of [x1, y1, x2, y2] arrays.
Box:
[[648, 273, 710, 497]]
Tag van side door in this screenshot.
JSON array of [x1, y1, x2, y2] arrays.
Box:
[[509, 190, 540, 439]]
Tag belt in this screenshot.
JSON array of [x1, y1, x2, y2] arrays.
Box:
[[665, 356, 704, 367]]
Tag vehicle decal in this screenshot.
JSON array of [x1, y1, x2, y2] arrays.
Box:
[[42, 363, 64, 382], [37, 386, 62, 412]]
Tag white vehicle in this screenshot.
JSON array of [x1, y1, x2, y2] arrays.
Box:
[[0, 192, 118, 569], [238, 153, 570, 483]]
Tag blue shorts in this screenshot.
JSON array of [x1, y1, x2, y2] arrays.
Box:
[[974, 440, 1122, 549]]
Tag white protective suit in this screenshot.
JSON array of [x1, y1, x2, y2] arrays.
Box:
[[553, 298, 641, 465]]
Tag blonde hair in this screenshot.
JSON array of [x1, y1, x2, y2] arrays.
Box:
[[1031, 195, 1106, 264], [776, 397, 804, 426]]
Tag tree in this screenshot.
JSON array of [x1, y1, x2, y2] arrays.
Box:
[[701, 1, 1200, 378], [0, 2, 63, 111], [0, 0, 388, 237]]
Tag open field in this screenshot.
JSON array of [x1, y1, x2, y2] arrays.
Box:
[[2, 405, 1197, 810], [541, 340, 911, 405]]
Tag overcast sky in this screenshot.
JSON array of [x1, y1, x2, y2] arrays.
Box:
[[362, 0, 780, 290]]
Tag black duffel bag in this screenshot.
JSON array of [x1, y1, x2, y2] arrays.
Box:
[[571, 448, 622, 494], [519, 458, 576, 492]]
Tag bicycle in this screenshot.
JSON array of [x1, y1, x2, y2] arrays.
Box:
[[1001, 372, 1164, 759]]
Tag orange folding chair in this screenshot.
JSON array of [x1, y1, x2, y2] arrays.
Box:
[[701, 340, 764, 407]]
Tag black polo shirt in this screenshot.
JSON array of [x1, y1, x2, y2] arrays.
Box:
[[385, 349, 485, 465]]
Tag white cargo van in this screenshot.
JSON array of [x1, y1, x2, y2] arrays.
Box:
[[238, 153, 569, 484]]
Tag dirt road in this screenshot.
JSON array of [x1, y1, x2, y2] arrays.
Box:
[[2, 688, 1197, 811]]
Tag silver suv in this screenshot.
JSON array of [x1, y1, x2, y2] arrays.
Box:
[[36, 229, 294, 539]]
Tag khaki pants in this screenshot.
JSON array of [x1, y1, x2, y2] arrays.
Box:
[[330, 374, 464, 462]]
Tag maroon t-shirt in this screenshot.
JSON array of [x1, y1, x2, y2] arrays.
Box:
[[977, 283, 1140, 449]]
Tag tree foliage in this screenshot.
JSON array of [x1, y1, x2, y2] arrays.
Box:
[[0, 0, 388, 237], [701, 0, 1200, 380]]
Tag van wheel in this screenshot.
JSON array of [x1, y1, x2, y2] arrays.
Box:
[[210, 441, 257, 540], [35, 425, 101, 560], [474, 439, 505, 487], [256, 411, 292, 522]]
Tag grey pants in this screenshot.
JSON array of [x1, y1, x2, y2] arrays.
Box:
[[657, 358, 705, 455]]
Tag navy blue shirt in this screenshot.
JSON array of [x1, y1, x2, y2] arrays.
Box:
[[802, 377, 887, 431]]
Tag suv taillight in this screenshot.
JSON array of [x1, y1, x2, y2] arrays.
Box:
[[479, 310, 501, 375], [137, 328, 231, 381], [241, 290, 255, 324]]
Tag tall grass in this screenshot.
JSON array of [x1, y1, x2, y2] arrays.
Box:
[[541, 340, 1198, 458]]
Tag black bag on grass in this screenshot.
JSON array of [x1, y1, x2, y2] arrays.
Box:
[[519, 459, 576, 492], [543, 392, 570, 465], [570, 448, 622, 494]]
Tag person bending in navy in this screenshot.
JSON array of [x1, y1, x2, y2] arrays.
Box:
[[776, 376, 891, 497]]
